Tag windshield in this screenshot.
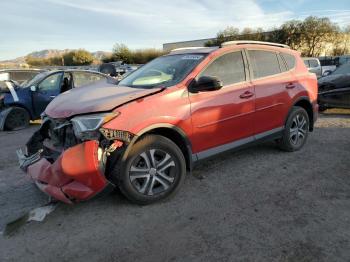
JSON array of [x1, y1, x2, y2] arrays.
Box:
[[20, 71, 51, 87], [330, 63, 350, 75], [119, 54, 206, 88]]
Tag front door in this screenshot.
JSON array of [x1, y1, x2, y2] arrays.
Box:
[[32, 72, 63, 117], [189, 50, 255, 158]]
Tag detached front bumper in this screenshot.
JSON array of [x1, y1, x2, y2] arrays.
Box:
[[17, 140, 112, 204]]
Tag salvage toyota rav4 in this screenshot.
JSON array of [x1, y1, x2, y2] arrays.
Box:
[[17, 41, 318, 205]]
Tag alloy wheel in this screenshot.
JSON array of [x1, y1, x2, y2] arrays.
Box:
[[289, 113, 308, 146], [129, 149, 176, 196]]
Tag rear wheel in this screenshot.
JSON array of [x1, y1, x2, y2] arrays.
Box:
[[112, 135, 186, 205], [278, 107, 309, 152], [4, 107, 30, 131]]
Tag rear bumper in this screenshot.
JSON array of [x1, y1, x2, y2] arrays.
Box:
[[17, 140, 111, 204]]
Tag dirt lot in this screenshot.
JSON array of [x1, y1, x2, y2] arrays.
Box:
[[0, 111, 350, 262]]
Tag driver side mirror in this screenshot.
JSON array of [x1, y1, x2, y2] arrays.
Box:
[[30, 86, 37, 92], [190, 76, 223, 93]]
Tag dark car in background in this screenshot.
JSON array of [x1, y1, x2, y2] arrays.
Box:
[[318, 63, 350, 111], [0, 70, 118, 130], [98, 62, 140, 80]]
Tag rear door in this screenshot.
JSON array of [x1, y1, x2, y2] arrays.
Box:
[[247, 49, 293, 135], [189, 50, 255, 156], [32, 72, 63, 116]]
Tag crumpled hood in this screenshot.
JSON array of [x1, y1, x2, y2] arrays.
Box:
[[45, 82, 162, 119]]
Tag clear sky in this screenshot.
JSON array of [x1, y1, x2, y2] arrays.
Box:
[[0, 0, 349, 60]]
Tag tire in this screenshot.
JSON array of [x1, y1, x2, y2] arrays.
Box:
[[4, 107, 30, 131], [278, 106, 309, 152], [111, 135, 186, 205]]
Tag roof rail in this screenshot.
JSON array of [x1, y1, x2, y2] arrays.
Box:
[[171, 47, 205, 52], [221, 40, 290, 49]]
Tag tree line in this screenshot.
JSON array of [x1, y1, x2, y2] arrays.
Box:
[[25, 16, 350, 67], [25, 50, 95, 66], [205, 16, 350, 57], [102, 44, 166, 64]]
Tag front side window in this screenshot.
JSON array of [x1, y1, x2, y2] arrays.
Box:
[[38, 73, 62, 91], [248, 50, 281, 79], [119, 54, 206, 88], [199, 51, 246, 86]]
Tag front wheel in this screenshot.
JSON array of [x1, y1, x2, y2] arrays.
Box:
[[278, 107, 310, 152], [4, 107, 30, 131], [112, 135, 186, 205]]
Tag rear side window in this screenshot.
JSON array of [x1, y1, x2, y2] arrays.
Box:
[[199, 51, 246, 86], [73, 72, 105, 88], [303, 60, 310, 68], [309, 59, 319, 68], [277, 54, 288, 72], [248, 50, 281, 78], [281, 53, 296, 70]]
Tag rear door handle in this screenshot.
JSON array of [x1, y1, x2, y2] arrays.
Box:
[[239, 91, 254, 99], [286, 83, 296, 89]]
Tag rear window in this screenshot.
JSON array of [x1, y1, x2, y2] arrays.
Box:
[[248, 50, 281, 78], [281, 53, 296, 70]]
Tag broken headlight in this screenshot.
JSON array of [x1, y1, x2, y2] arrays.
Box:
[[99, 128, 134, 143], [71, 112, 119, 140]]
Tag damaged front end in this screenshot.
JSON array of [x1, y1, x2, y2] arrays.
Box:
[[17, 113, 132, 204]]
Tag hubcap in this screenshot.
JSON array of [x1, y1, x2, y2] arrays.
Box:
[[129, 149, 176, 196], [289, 114, 308, 145]]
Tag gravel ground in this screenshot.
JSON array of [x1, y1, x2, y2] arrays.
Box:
[[0, 112, 350, 262]]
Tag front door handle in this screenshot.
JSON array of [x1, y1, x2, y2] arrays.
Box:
[[239, 91, 254, 99], [49, 95, 56, 99], [286, 83, 296, 89]]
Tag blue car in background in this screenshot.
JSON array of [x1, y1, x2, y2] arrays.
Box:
[[0, 69, 118, 130]]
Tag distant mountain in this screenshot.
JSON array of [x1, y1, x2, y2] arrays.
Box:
[[0, 49, 112, 64]]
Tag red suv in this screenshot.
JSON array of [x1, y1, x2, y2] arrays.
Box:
[[18, 41, 318, 205]]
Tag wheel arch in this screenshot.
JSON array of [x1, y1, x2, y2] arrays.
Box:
[[290, 96, 314, 131], [123, 124, 193, 171], [5, 103, 33, 119]]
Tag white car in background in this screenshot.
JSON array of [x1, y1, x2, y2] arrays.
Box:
[[303, 57, 322, 78]]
